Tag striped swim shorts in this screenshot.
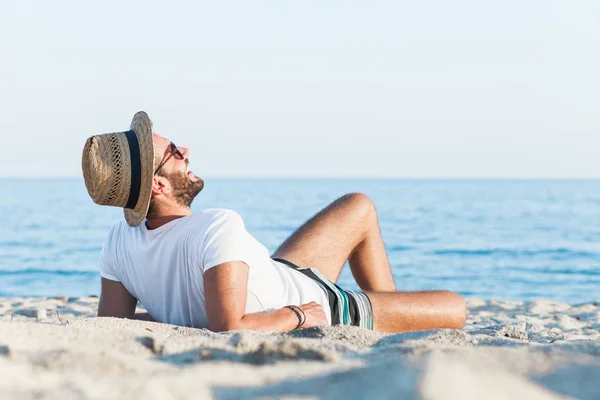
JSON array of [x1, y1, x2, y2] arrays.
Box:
[[272, 257, 374, 330]]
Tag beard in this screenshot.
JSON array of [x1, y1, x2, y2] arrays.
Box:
[[147, 170, 205, 218], [167, 170, 205, 208]]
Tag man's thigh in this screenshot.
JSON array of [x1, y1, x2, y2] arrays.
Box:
[[271, 193, 372, 282]]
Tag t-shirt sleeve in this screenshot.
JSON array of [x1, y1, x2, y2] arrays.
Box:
[[99, 227, 121, 282], [200, 211, 255, 273]]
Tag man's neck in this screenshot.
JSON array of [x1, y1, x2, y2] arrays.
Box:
[[145, 207, 192, 230]]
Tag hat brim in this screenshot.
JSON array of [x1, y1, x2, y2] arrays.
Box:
[[123, 111, 154, 227]]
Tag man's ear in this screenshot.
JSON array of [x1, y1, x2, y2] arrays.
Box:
[[151, 175, 168, 196]]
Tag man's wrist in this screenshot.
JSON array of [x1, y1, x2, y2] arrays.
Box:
[[284, 305, 306, 330]]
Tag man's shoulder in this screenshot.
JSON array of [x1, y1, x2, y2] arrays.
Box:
[[101, 220, 131, 257], [192, 209, 248, 234], [106, 219, 131, 238], [196, 208, 243, 223], [105, 209, 246, 238]]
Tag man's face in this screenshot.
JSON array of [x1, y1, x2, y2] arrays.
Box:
[[152, 134, 204, 207]]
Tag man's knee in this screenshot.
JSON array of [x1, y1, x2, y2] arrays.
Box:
[[339, 192, 377, 220], [444, 291, 467, 329]]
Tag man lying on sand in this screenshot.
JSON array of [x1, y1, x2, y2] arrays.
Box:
[[81, 111, 466, 333]]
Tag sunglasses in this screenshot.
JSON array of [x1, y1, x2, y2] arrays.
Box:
[[154, 142, 184, 175]]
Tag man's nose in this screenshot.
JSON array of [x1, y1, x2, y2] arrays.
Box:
[[180, 147, 191, 159]]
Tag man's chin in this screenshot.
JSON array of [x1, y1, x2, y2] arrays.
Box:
[[188, 175, 205, 198], [187, 171, 200, 182]]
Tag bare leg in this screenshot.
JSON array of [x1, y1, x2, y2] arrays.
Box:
[[366, 290, 467, 333], [273, 192, 466, 332], [272, 193, 395, 291]]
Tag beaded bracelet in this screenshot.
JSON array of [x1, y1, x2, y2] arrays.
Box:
[[285, 305, 306, 330]]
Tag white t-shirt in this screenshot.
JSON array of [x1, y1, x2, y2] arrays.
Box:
[[100, 208, 331, 328]]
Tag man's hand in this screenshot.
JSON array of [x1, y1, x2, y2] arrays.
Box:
[[297, 301, 328, 328]]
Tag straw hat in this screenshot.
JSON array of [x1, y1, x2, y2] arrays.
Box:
[[82, 111, 154, 227]]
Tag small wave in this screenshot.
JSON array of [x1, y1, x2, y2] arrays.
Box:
[[258, 225, 299, 233], [504, 266, 600, 277], [388, 245, 416, 252], [412, 237, 439, 243], [431, 248, 599, 259], [0, 268, 97, 277], [0, 240, 55, 249], [62, 246, 103, 255]]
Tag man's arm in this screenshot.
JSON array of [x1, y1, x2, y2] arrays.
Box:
[[98, 277, 155, 321], [204, 261, 327, 332]]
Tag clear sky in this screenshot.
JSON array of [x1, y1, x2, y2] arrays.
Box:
[[1, 1, 599, 178]]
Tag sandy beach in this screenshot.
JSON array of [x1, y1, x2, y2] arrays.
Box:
[[0, 297, 598, 399]]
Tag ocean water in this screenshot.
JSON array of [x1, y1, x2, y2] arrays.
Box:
[[1, 178, 599, 304]]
